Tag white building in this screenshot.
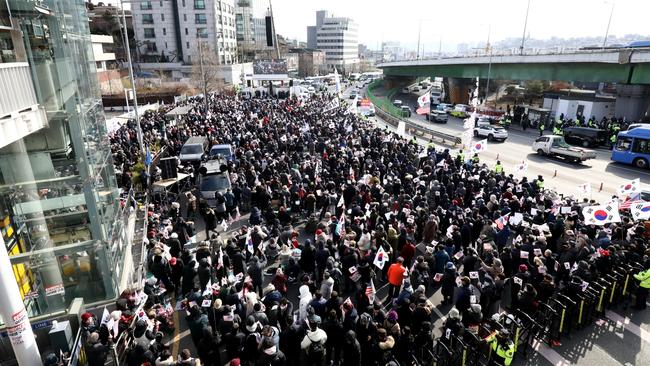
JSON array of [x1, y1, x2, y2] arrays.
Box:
[[543, 90, 616, 121], [309, 10, 359, 74], [132, 0, 238, 79]]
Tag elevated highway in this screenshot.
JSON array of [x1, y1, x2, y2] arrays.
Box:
[[378, 48, 650, 84]]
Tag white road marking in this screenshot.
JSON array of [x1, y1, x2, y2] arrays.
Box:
[[605, 310, 650, 344]]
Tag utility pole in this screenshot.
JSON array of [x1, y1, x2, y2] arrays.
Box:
[[416, 20, 422, 60], [198, 40, 208, 111], [120, 0, 144, 157], [485, 49, 493, 106], [602, 0, 615, 48], [0, 235, 42, 365], [520, 0, 531, 55], [269, 0, 281, 59]]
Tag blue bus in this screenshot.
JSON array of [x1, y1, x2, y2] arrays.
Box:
[[611, 127, 650, 168]]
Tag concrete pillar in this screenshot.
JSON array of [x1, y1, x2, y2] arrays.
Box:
[[615, 84, 650, 121], [446, 77, 475, 104], [0, 235, 42, 365]]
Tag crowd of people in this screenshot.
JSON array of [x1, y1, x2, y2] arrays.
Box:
[[102, 92, 650, 366]]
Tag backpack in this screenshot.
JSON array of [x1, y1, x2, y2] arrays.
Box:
[[306, 333, 325, 361]]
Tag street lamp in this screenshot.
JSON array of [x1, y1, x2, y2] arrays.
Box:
[[520, 0, 531, 55], [602, 0, 615, 48], [119, 0, 147, 158]]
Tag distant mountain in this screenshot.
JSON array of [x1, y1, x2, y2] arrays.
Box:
[[493, 34, 650, 50]]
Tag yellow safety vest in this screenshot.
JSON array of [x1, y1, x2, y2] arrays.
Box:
[[458, 153, 465, 161], [490, 338, 515, 366], [494, 164, 503, 173], [635, 269, 650, 289], [536, 180, 544, 189]]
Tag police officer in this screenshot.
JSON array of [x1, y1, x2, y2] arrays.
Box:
[[472, 153, 480, 165], [610, 133, 617, 150], [456, 149, 465, 165], [535, 175, 544, 192], [494, 160, 504, 174], [486, 330, 515, 366], [633, 261, 650, 310], [538, 122, 545, 136]]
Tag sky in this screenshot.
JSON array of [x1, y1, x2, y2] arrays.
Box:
[[269, 0, 650, 51]]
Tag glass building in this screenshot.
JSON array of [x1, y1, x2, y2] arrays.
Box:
[[0, 0, 129, 321]]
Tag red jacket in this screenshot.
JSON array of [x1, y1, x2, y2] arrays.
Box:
[[401, 243, 416, 264], [387, 263, 406, 286]]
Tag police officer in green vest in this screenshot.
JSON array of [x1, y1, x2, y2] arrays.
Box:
[[486, 330, 515, 366], [610, 133, 617, 150], [535, 175, 544, 192], [472, 153, 480, 165], [494, 160, 504, 174], [427, 141, 436, 151], [456, 149, 465, 165], [633, 262, 650, 310], [539, 122, 545, 136]]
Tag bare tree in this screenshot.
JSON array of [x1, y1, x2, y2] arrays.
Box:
[[191, 41, 226, 102]]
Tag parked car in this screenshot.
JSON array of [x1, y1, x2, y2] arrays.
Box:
[[180, 136, 209, 165], [209, 144, 234, 161], [450, 104, 470, 118], [473, 125, 508, 141], [427, 110, 448, 123], [393, 100, 403, 107], [400, 105, 412, 118], [400, 87, 410, 94], [437, 103, 453, 113], [533, 135, 597, 163], [563, 127, 609, 147]]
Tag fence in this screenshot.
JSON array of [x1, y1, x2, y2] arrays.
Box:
[[367, 81, 462, 146]]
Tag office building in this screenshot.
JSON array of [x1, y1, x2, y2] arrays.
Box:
[[235, 0, 271, 62], [132, 0, 238, 79], [382, 41, 402, 62], [0, 0, 128, 328], [308, 10, 359, 73]]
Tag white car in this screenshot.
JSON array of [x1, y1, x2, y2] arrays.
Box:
[[473, 125, 508, 142]]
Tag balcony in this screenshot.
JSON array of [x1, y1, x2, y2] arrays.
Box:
[[0, 62, 47, 149]]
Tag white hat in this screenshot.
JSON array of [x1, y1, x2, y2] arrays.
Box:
[[171, 232, 178, 239]]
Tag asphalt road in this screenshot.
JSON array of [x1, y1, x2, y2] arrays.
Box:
[[383, 89, 650, 203], [164, 86, 650, 366]]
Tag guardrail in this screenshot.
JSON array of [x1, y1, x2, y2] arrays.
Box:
[[368, 81, 462, 146]]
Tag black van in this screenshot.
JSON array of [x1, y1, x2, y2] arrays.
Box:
[[563, 127, 608, 147]]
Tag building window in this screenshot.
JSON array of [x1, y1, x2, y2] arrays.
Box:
[[187, 42, 190, 49], [197, 28, 208, 38], [182, 0, 186, 6], [162, 28, 167, 36], [140, 1, 152, 10], [185, 28, 188, 35], [183, 14, 187, 22], [161, 13, 165, 21], [194, 0, 206, 9], [142, 14, 154, 24], [165, 41, 168, 49], [144, 28, 156, 39], [195, 13, 207, 24], [146, 42, 158, 52]]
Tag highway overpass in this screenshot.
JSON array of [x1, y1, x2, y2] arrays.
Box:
[[378, 48, 650, 84]]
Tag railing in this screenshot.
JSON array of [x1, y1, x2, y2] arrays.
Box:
[[0, 63, 39, 118], [367, 81, 462, 146]]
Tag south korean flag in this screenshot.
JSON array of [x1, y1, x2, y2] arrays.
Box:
[[582, 202, 621, 226], [617, 178, 640, 197], [630, 201, 650, 221]]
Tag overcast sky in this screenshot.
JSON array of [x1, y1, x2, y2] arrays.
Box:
[[270, 0, 649, 50]]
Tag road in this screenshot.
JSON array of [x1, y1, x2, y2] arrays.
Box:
[[160, 85, 650, 366], [380, 88, 650, 203]]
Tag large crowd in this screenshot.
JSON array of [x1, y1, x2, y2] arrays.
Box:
[[92, 92, 650, 366]]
